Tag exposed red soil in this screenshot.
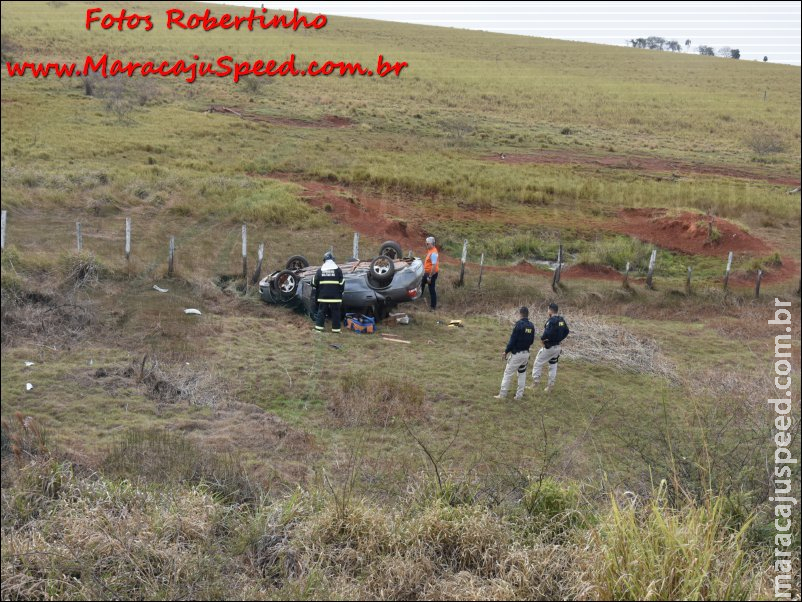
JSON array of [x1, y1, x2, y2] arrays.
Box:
[[281, 176, 426, 251], [271, 174, 549, 277], [612, 208, 799, 284], [268, 175, 798, 283], [207, 105, 353, 128], [485, 151, 800, 186], [615, 208, 770, 257]]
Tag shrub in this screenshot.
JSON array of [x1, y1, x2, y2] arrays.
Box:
[[58, 251, 106, 290], [522, 477, 586, 536], [745, 130, 785, 155]]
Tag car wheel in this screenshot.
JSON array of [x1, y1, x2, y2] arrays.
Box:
[[285, 255, 310, 271], [368, 255, 395, 287], [378, 240, 403, 260], [274, 270, 300, 300]]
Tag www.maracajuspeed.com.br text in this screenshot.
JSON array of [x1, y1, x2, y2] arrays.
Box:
[[5, 53, 409, 83]]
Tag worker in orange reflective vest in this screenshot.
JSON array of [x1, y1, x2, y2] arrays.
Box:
[[422, 236, 439, 310]]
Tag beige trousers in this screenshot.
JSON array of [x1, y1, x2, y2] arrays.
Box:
[[500, 350, 530, 398], [532, 345, 561, 387]]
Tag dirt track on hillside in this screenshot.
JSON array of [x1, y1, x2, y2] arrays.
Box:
[[484, 151, 800, 186]]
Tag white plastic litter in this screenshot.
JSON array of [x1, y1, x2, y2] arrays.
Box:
[[153, 285, 169, 293], [26, 383, 33, 391], [24, 361, 35, 367], [184, 308, 202, 315], [396, 315, 410, 325]]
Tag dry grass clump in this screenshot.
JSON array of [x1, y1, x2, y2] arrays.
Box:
[[589, 485, 772, 600], [288, 495, 591, 600], [0, 286, 94, 349], [1, 456, 783, 601], [1, 413, 49, 464], [1, 250, 97, 349], [1, 459, 251, 601], [58, 251, 106, 290], [100, 428, 260, 504], [496, 308, 677, 381], [127, 355, 229, 407], [328, 370, 428, 427]]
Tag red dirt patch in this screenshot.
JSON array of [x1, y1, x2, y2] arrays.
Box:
[[270, 175, 552, 277], [614, 208, 770, 257], [277, 176, 426, 251], [268, 176, 798, 283], [207, 105, 353, 128], [485, 151, 799, 186]]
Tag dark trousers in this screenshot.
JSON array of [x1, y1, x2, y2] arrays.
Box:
[[315, 303, 342, 331], [421, 272, 438, 309]]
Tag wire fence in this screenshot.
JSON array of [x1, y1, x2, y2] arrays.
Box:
[[0, 209, 790, 299]]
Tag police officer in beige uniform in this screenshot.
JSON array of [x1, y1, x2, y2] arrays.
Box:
[[494, 307, 536, 401], [531, 303, 570, 393]]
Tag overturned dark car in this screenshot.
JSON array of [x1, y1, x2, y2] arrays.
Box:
[[259, 240, 425, 319]]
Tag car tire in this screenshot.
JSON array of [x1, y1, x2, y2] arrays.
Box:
[[285, 255, 310, 271], [378, 240, 403, 260], [274, 270, 300, 300], [368, 255, 395, 287]]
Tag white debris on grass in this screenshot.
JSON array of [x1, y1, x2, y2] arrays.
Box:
[[153, 285, 169, 293], [24, 361, 35, 367], [184, 308, 202, 315], [26, 383, 33, 391]]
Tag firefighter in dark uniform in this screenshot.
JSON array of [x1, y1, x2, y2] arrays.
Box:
[[313, 251, 345, 332]]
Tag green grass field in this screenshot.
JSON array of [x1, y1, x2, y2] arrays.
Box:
[[2, 1, 801, 599]]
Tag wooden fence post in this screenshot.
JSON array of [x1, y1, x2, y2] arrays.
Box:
[[552, 243, 563, 291], [723, 251, 733, 291], [686, 266, 692, 295], [251, 243, 265, 284], [76, 222, 83, 252], [241, 223, 248, 280], [124, 217, 131, 264], [623, 261, 630, 288], [1, 210, 6, 251], [754, 269, 763, 299], [478, 253, 485, 289], [645, 250, 657, 289], [352, 232, 359, 261], [168, 236, 175, 277], [458, 239, 468, 287]]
